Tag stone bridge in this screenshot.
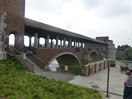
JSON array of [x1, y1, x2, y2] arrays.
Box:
[[0, 0, 116, 69]]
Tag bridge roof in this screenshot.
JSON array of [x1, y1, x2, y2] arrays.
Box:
[[25, 18, 107, 45]]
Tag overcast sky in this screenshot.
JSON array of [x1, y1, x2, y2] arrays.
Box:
[[25, 0, 132, 47]]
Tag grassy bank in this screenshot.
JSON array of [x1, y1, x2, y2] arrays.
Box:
[[0, 56, 102, 99]]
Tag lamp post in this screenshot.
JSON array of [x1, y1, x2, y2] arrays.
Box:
[[106, 59, 110, 98]]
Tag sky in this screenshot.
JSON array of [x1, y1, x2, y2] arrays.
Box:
[[25, 0, 132, 47]]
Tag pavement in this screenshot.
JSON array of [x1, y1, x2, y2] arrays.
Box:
[[36, 71, 75, 81], [69, 66, 126, 99], [35, 65, 126, 99]]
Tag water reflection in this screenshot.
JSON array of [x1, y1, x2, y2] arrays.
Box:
[[116, 60, 132, 69]]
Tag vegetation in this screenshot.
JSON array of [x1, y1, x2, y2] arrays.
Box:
[[0, 56, 102, 99], [124, 47, 132, 61], [116, 45, 132, 61], [117, 45, 130, 52], [70, 64, 83, 75]]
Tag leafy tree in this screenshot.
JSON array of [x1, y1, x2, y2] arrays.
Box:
[[116, 45, 132, 60], [117, 45, 131, 51], [124, 47, 132, 61]]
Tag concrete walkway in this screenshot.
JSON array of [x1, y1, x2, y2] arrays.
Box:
[[35, 65, 126, 99], [69, 66, 126, 99], [35, 71, 75, 82]]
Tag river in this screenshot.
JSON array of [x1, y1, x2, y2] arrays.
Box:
[[116, 60, 132, 69]]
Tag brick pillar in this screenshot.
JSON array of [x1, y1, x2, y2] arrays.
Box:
[[1, 0, 25, 51]]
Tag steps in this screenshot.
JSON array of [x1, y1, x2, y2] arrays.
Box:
[[15, 54, 45, 73]]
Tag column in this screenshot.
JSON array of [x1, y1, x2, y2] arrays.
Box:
[[63, 38, 66, 48], [29, 36, 32, 47], [51, 39, 53, 48], [46, 35, 50, 48], [60, 40, 62, 48], [56, 36, 59, 48], [38, 37, 40, 47], [69, 39, 72, 48], [74, 40, 76, 47], [34, 33, 38, 48], [81, 41, 83, 48]]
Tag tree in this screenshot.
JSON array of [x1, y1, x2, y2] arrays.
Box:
[[116, 45, 132, 60], [117, 45, 131, 51], [124, 47, 132, 61]]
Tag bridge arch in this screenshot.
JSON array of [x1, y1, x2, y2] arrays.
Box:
[[48, 52, 81, 71], [89, 50, 99, 62], [9, 31, 18, 48], [8, 31, 24, 51], [9, 34, 15, 46]]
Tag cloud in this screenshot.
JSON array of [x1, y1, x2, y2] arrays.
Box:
[[25, 0, 132, 47], [25, 0, 64, 14], [83, 0, 102, 9], [95, 0, 132, 18]]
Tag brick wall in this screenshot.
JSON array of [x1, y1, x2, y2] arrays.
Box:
[[0, 0, 25, 51]]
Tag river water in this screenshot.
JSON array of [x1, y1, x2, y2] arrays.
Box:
[[116, 60, 132, 69]]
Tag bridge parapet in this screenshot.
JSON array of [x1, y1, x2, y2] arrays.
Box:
[[81, 60, 115, 76]]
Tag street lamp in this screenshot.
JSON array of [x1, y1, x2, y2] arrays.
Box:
[[106, 59, 110, 98]]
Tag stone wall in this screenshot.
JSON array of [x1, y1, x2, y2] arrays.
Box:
[[81, 60, 114, 76], [96, 36, 116, 60]]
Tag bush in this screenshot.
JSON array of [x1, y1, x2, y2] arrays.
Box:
[[71, 64, 83, 75]]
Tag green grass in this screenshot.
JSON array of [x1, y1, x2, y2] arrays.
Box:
[[0, 56, 102, 99]]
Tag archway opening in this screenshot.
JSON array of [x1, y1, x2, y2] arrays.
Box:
[[9, 34, 15, 46], [9, 33, 16, 52], [24, 36, 29, 47], [39, 37, 45, 47], [48, 53, 80, 72], [102, 51, 106, 59], [90, 51, 98, 62], [9, 31, 23, 51], [48, 59, 59, 72], [31, 37, 34, 47]]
